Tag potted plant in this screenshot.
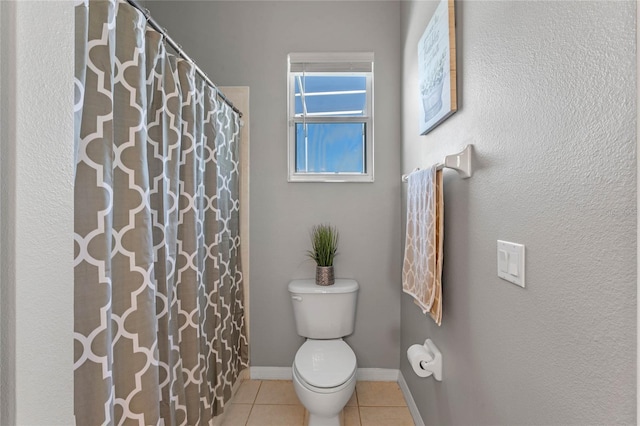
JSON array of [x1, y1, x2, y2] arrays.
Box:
[[307, 224, 339, 286]]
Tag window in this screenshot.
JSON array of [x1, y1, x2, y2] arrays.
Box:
[[288, 52, 374, 182]]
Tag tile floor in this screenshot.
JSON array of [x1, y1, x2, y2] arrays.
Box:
[[220, 379, 415, 426]]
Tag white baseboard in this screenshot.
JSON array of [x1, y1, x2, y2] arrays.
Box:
[[250, 366, 400, 382], [356, 368, 399, 381], [250, 366, 292, 380], [398, 370, 425, 426]]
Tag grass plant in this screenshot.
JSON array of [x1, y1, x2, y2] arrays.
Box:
[[307, 224, 339, 267]]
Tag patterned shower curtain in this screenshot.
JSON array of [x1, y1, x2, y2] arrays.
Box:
[[73, 1, 248, 424]]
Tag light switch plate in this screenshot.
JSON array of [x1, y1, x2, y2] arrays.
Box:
[[497, 240, 525, 288]]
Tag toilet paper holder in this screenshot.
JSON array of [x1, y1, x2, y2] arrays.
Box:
[[410, 339, 442, 381]]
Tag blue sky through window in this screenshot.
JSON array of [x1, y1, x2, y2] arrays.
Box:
[[295, 75, 366, 117], [294, 75, 367, 173], [296, 123, 365, 173]]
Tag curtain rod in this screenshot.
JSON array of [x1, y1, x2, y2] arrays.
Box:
[[126, 0, 243, 118]]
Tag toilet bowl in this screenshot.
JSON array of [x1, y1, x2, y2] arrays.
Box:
[[292, 339, 357, 426]]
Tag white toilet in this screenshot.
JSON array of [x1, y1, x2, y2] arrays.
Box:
[[288, 278, 359, 426]]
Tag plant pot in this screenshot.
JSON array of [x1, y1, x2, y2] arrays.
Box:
[[315, 266, 335, 286]]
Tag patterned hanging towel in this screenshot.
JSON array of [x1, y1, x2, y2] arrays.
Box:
[[402, 165, 444, 325]]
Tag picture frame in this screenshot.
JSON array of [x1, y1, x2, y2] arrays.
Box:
[[418, 0, 457, 135]]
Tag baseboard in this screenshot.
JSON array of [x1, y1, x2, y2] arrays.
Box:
[[250, 366, 292, 380], [238, 368, 250, 381], [356, 368, 399, 381], [398, 370, 425, 426], [250, 366, 399, 382]]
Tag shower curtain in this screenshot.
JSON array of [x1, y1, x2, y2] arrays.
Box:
[[73, 1, 248, 424]]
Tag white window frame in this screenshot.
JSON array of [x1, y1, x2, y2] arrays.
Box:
[[287, 52, 374, 183]]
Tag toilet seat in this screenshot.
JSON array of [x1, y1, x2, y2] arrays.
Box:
[[294, 339, 357, 389], [293, 362, 357, 395]]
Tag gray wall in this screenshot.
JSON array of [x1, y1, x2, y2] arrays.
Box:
[[147, 1, 402, 368], [400, 1, 636, 425]]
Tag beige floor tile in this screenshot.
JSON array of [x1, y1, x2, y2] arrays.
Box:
[[356, 382, 407, 407], [221, 403, 252, 426], [255, 380, 301, 405], [346, 390, 358, 406], [359, 406, 414, 426], [233, 380, 262, 404], [247, 404, 305, 426], [237, 380, 412, 426], [344, 406, 361, 426]]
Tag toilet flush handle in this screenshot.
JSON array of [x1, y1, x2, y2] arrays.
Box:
[[291, 296, 303, 302]]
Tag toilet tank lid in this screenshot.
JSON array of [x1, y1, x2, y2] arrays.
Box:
[[288, 279, 359, 294]]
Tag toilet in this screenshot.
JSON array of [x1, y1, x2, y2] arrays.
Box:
[[288, 278, 359, 426]]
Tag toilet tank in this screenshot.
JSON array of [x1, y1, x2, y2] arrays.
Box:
[[288, 279, 359, 339]]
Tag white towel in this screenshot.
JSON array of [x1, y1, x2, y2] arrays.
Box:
[[402, 166, 443, 325]]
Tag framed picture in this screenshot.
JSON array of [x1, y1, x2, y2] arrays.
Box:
[[418, 0, 457, 135]]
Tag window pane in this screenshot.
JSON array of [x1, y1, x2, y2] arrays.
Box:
[[294, 78, 304, 115], [305, 93, 366, 117], [294, 75, 367, 117], [295, 123, 365, 173], [295, 97, 304, 115], [302, 75, 366, 92]]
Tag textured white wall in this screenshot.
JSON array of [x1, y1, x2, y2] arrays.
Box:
[[1, 1, 75, 423], [400, 1, 636, 424], [147, 0, 403, 369]]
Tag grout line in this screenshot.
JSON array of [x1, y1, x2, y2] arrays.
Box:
[[244, 401, 254, 426], [239, 379, 414, 426], [252, 379, 262, 405]]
